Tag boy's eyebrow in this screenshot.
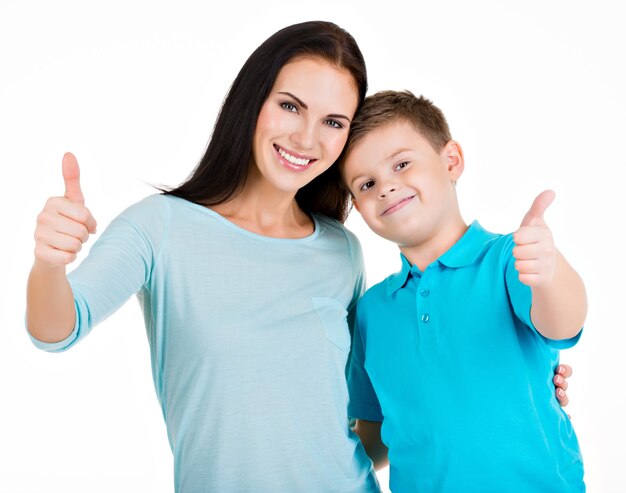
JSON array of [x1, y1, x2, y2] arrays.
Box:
[[349, 173, 366, 188], [386, 148, 413, 160], [277, 91, 351, 122], [348, 148, 414, 188]]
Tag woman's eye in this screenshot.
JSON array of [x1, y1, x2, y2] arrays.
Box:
[[324, 119, 343, 129], [359, 180, 374, 192], [281, 102, 298, 113], [395, 161, 409, 171]]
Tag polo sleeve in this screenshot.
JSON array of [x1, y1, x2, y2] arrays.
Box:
[[503, 235, 582, 350], [347, 304, 383, 422], [27, 195, 170, 352]]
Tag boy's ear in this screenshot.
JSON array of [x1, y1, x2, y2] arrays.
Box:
[[351, 196, 361, 213], [444, 140, 464, 181]]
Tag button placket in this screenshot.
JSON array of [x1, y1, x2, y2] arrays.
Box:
[[415, 269, 436, 343]]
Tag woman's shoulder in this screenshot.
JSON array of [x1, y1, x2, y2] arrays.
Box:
[[313, 214, 363, 251], [117, 193, 173, 222]]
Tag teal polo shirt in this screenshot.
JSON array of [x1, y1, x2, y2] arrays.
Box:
[[348, 221, 584, 492]]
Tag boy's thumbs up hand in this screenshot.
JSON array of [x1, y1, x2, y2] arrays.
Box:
[[33, 153, 97, 268], [519, 189, 555, 228], [512, 190, 557, 287]]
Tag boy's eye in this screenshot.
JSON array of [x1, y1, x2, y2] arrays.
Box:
[[359, 180, 375, 192], [324, 119, 343, 129], [394, 161, 410, 171], [281, 102, 298, 113]]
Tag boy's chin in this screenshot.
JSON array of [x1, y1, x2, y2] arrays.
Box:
[[393, 231, 431, 249], [371, 228, 412, 247], [362, 219, 420, 247]]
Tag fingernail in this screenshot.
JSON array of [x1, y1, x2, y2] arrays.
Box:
[[558, 366, 565, 374], [557, 389, 564, 397], [555, 376, 562, 384]]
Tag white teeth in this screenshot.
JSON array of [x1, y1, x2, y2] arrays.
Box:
[[277, 147, 311, 166]]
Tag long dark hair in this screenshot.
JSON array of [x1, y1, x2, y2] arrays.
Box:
[[162, 20, 367, 223]]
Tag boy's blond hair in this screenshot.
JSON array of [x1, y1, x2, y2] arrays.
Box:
[[344, 90, 452, 156]]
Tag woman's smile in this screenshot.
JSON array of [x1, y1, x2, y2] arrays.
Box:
[[273, 143, 317, 172]]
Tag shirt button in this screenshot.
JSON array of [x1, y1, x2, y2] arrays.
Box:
[[421, 313, 430, 323], [420, 288, 430, 297]]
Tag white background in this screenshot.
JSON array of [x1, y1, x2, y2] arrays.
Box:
[[1, 0, 624, 491]]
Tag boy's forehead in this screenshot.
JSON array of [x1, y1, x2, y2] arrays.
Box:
[[347, 119, 429, 163]]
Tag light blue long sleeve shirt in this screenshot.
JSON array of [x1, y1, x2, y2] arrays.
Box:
[[30, 194, 380, 493]]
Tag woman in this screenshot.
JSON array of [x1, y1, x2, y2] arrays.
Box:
[[26, 20, 570, 492]]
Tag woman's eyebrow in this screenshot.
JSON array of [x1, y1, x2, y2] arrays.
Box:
[[278, 91, 308, 109], [277, 91, 351, 123], [328, 113, 351, 123]]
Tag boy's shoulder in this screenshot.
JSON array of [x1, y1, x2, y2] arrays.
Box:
[[357, 269, 402, 309], [437, 221, 516, 270], [357, 222, 517, 309]]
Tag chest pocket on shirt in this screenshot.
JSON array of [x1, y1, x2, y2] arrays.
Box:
[[312, 297, 350, 351]]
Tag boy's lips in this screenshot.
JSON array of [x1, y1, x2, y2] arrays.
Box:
[[273, 144, 317, 172], [381, 195, 415, 216]]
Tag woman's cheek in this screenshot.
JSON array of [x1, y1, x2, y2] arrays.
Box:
[[328, 132, 350, 160]]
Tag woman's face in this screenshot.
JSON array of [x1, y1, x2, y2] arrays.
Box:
[[251, 57, 359, 195]]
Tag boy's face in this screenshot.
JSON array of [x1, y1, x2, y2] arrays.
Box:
[[342, 120, 464, 248]]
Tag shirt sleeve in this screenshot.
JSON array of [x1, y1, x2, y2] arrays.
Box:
[[347, 304, 383, 422], [345, 229, 366, 314], [28, 195, 170, 352], [503, 235, 582, 350]]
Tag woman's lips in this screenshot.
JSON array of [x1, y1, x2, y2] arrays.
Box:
[[273, 144, 317, 172]]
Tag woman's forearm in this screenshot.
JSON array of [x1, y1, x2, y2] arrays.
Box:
[[26, 261, 76, 343], [353, 419, 389, 470]]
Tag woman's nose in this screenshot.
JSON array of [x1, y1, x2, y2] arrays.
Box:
[[290, 121, 316, 150]]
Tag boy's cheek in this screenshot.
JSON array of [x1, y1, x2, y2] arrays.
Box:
[[356, 205, 378, 230]]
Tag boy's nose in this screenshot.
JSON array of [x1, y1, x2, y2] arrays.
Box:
[[379, 185, 397, 199]]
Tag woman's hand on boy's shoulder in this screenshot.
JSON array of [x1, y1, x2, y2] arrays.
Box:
[[555, 364, 572, 407]]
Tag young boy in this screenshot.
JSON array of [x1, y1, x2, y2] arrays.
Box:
[[342, 90, 586, 492]]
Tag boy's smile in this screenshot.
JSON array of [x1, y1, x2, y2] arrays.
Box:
[[381, 194, 416, 216], [343, 120, 466, 259]]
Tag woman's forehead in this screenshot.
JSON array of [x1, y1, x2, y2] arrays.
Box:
[[272, 57, 359, 114]]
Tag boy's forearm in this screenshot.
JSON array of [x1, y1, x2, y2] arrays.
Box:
[[26, 261, 76, 343], [530, 250, 587, 340]]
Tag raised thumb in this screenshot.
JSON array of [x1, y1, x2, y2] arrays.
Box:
[[520, 190, 555, 227], [62, 152, 85, 204]]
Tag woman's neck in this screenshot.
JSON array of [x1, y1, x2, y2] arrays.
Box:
[[209, 178, 313, 239]]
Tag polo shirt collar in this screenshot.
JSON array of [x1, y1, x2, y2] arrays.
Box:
[[439, 220, 494, 268], [386, 221, 494, 295], [386, 254, 414, 294]]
